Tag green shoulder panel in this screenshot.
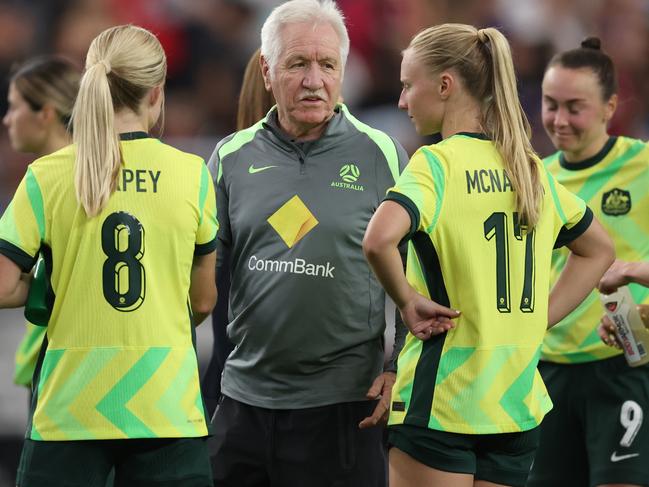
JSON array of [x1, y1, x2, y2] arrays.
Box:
[[421, 148, 446, 234], [216, 118, 267, 183], [340, 104, 400, 183], [544, 168, 568, 225], [198, 164, 210, 225], [25, 167, 46, 240]]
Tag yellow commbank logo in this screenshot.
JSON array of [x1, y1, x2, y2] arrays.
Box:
[[267, 195, 318, 248]]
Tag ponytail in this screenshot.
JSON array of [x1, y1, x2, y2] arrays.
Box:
[[71, 25, 167, 217], [479, 28, 541, 228], [72, 60, 121, 217]]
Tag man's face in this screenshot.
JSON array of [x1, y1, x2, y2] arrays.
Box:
[[262, 21, 342, 140]]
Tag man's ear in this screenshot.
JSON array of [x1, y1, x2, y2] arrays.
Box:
[[260, 55, 272, 92]]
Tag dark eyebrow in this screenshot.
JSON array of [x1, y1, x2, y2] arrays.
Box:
[[543, 95, 586, 105]]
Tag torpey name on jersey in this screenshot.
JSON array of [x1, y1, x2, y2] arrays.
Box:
[[248, 255, 335, 278]]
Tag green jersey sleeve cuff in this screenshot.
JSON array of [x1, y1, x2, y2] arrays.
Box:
[[554, 207, 594, 249], [384, 191, 420, 240], [0, 239, 37, 272], [195, 237, 218, 256]]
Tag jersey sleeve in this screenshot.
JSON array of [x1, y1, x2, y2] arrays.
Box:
[[195, 163, 218, 255], [0, 167, 44, 271], [545, 169, 592, 248], [384, 146, 446, 240]]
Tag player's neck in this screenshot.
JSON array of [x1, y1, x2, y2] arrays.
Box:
[[114, 108, 148, 135]]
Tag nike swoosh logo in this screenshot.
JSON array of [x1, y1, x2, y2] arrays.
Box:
[[248, 164, 277, 174], [610, 451, 639, 462]]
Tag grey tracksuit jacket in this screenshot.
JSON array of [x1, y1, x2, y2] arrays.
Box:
[[207, 104, 408, 408]]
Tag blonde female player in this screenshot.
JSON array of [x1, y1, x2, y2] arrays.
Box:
[[529, 38, 649, 487], [0, 25, 217, 487], [3, 56, 80, 390], [363, 24, 614, 487]]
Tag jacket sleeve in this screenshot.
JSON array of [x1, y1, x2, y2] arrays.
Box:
[[207, 139, 232, 269]]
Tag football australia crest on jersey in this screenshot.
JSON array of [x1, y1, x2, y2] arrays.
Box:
[[331, 163, 364, 191], [602, 188, 631, 216]]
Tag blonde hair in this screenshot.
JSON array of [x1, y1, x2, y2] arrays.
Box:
[[408, 24, 542, 228], [11, 56, 80, 129], [72, 25, 167, 217], [237, 48, 275, 130]]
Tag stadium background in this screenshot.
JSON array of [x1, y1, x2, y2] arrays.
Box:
[[0, 0, 647, 484]]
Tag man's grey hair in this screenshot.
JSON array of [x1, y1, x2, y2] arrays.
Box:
[[260, 0, 349, 76]]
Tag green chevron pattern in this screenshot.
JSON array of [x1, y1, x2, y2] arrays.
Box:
[[499, 347, 541, 428], [96, 347, 170, 438], [447, 347, 515, 430], [45, 348, 119, 439], [157, 348, 201, 436]]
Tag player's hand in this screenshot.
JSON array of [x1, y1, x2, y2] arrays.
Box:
[[598, 315, 621, 349], [598, 260, 631, 294], [359, 372, 396, 429], [399, 293, 460, 340]]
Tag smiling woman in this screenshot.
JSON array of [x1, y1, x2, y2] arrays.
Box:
[[541, 38, 617, 163], [529, 38, 649, 487]]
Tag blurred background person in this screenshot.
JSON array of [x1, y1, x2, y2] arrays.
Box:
[[528, 38, 649, 487], [3, 56, 80, 395], [236, 47, 276, 130]]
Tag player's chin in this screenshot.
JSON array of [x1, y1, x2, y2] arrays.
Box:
[[551, 134, 577, 151], [412, 120, 435, 137]]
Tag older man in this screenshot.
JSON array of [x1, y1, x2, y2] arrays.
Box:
[[206, 1, 408, 485]]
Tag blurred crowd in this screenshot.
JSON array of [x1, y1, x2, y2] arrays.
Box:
[[0, 0, 648, 209]]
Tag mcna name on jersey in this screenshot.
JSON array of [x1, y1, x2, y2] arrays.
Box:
[[465, 168, 513, 194]]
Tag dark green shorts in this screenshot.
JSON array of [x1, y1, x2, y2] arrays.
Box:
[[388, 423, 539, 487], [528, 356, 649, 487], [17, 437, 212, 487]]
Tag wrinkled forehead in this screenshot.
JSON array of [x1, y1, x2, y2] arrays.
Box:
[[277, 21, 342, 62]]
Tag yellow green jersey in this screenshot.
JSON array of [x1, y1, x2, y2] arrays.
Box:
[[386, 133, 591, 434], [542, 136, 649, 363], [14, 321, 46, 387], [15, 252, 50, 387], [0, 132, 218, 441]]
